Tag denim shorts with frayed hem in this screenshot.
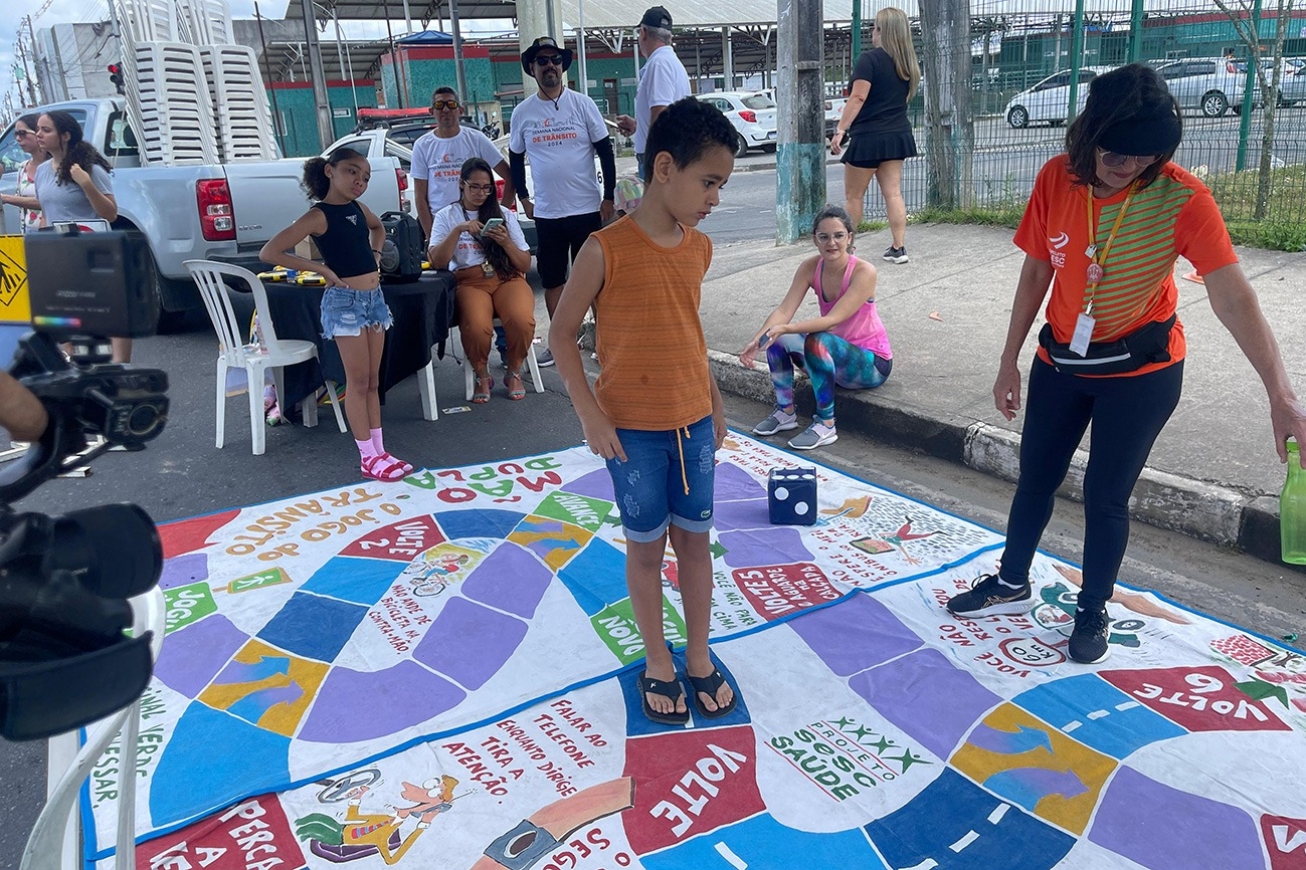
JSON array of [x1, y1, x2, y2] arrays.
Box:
[[605, 414, 715, 543], [320, 286, 393, 339]]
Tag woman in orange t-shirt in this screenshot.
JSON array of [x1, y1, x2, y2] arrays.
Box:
[[945, 64, 1306, 664]]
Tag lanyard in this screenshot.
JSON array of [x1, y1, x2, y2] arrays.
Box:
[[1083, 183, 1136, 312]]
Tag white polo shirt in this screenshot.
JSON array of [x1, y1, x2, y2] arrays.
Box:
[[509, 88, 609, 219], [410, 126, 504, 214], [634, 44, 691, 154]]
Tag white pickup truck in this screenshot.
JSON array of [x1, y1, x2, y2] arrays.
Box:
[[0, 98, 408, 322]]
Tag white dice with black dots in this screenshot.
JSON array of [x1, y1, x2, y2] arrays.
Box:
[[768, 466, 818, 526]]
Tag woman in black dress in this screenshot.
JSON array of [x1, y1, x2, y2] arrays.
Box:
[[831, 6, 919, 264]]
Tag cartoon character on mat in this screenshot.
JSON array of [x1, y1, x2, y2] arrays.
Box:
[[295, 775, 459, 864], [405, 553, 471, 597], [470, 777, 634, 870], [852, 515, 940, 565]]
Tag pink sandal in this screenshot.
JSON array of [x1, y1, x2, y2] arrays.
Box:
[[379, 452, 414, 475], [361, 453, 409, 482]]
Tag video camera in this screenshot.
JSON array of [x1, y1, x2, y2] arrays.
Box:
[[0, 228, 169, 740]]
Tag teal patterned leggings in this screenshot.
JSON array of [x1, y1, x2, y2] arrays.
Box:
[[767, 332, 892, 422]]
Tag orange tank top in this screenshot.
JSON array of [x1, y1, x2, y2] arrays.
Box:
[[592, 215, 714, 430]]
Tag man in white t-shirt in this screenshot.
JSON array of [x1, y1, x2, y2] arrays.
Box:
[[615, 6, 690, 180], [411, 86, 515, 243], [509, 36, 617, 366]]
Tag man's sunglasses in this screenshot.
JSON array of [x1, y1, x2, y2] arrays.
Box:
[[535, 55, 564, 67], [432, 99, 461, 111]]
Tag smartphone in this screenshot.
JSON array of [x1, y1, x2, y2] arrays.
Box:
[[480, 218, 505, 236]]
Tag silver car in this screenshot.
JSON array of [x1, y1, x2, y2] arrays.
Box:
[[1154, 57, 1250, 117]]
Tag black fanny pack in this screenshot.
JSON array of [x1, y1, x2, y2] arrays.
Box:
[[1038, 314, 1175, 375]]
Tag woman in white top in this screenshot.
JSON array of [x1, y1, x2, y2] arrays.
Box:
[[0, 114, 50, 232], [428, 157, 534, 403]]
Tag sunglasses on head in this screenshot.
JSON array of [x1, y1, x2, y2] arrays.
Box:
[[1098, 149, 1160, 168], [535, 55, 564, 67], [432, 99, 461, 111]]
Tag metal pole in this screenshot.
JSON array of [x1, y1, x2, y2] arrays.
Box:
[[1066, 0, 1086, 123], [333, 9, 357, 114], [382, 0, 407, 108], [1128, 0, 1144, 63], [775, 0, 825, 242], [450, 0, 468, 108], [1236, 0, 1262, 171], [577, 0, 588, 99], [297, 0, 335, 150], [851, 0, 861, 64], [401, 0, 414, 35], [254, 1, 288, 154]]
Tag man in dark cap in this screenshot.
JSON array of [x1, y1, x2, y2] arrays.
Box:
[[509, 36, 617, 366], [616, 6, 690, 179]]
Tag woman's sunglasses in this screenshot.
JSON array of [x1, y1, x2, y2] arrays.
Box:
[[432, 99, 461, 111], [1098, 149, 1160, 168]]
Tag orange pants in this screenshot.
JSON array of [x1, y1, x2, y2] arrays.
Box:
[[454, 266, 536, 373]]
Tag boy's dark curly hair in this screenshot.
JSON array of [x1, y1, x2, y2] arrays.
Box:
[[642, 96, 738, 182]]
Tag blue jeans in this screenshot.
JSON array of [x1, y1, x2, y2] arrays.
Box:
[[320, 286, 393, 339], [605, 415, 715, 543]]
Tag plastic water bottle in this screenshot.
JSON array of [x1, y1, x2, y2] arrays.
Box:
[[1282, 439, 1306, 565]]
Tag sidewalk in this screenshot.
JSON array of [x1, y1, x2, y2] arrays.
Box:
[[687, 223, 1306, 565]]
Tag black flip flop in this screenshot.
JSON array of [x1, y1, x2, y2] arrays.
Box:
[[687, 668, 739, 719], [639, 673, 690, 725]]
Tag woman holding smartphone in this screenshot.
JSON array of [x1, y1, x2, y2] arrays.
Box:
[[428, 158, 535, 402]]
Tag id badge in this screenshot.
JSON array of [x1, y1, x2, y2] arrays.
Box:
[[1069, 313, 1096, 357]]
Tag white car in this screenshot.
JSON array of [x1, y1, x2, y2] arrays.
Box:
[[696, 91, 778, 157], [825, 97, 849, 138], [323, 128, 416, 216], [1005, 67, 1112, 128], [1154, 57, 1251, 117]]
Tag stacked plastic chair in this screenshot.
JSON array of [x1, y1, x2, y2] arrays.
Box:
[[112, 0, 276, 167], [133, 41, 221, 165], [200, 44, 279, 162]]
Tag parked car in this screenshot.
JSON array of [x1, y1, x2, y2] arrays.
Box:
[[825, 97, 849, 138], [1234, 59, 1306, 107], [324, 127, 415, 217], [695, 91, 778, 157], [1005, 67, 1111, 128], [0, 98, 405, 321], [1153, 57, 1251, 117]]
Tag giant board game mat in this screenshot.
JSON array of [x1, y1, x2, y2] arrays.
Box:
[[84, 434, 1306, 869]]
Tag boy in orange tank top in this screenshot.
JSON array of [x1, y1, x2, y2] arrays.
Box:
[[549, 98, 741, 725]]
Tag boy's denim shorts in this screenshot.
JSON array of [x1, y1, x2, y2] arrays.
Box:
[[605, 414, 715, 543], [320, 286, 393, 339]]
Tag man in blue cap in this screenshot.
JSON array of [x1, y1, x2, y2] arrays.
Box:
[[510, 36, 617, 367]]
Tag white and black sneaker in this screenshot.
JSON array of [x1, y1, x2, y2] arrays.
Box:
[[883, 246, 909, 264], [1069, 605, 1111, 664], [536, 347, 555, 367], [946, 573, 1034, 617]]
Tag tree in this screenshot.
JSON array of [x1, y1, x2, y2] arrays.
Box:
[[1212, 0, 1295, 219], [918, 0, 974, 209]]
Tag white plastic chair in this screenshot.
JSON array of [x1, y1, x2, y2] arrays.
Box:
[[22, 587, 166, 870], [446, 319, 545, 402], [184, 260, 347, 455]]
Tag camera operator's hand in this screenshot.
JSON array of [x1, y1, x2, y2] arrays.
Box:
[[0, 371, 48, 443]]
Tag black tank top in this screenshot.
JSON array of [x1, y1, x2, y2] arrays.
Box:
[[311, 201, 375, 280]]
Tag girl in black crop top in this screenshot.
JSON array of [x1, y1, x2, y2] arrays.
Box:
[[259, 147, 414, 482]]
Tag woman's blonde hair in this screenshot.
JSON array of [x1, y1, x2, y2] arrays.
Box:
[[875, 7, 921, 101]]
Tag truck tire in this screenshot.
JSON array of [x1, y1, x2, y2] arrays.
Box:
[[120, 225, 199, 333]]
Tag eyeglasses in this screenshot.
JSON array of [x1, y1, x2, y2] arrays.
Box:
[[432, 99, 461, 111], [464, 183, 494, 193], [815, 232, 849, 244], [535, 55, 564, 67], [1098, 149, 1160, 168]]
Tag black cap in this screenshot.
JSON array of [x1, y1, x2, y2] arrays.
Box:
[[1089, 66, 1182, 155], [640, 6, 673, 30], [520, 35, 574, 76]]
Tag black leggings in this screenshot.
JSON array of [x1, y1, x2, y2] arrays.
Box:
[[998, 357, 1184, 607]]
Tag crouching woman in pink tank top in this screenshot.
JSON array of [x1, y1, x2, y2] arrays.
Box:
[[738, 204, 892, 450]]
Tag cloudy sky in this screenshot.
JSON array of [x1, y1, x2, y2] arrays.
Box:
[[1, 0, 512, 117]]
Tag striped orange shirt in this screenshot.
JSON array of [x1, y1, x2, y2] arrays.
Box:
[[1015, 155, 1238, 376], [591, 215, 714, 430]]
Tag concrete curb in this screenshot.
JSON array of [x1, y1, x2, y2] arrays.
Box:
[[705, 351, 1290, 566]]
